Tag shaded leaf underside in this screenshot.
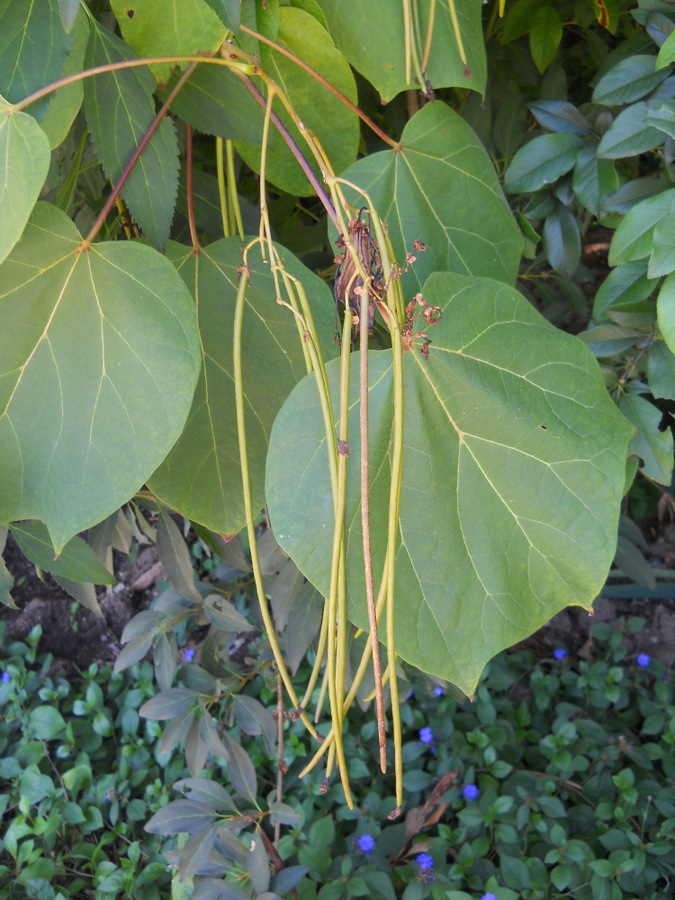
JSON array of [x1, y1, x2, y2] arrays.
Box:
[[0, 203, 200, 551], [266, 273, 633, 694]]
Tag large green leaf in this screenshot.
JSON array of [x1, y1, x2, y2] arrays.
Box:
[[148, 239, 337, 534], [543, 204, 581, 278], [110, 0, 227, 84], [596, 103, 665, 159], [266, 273, 633, 694], [314, 0, 486, 103], [609, 187, 675, 268], [161, 64, 262, 143], [529, 6, 562, 74], [235, 7, 359, 196], [84, 23, 180, 252], [0, 95, 50, 266], [0, 0, 68, 119], [592, 55, 668, 106], [337, 102, 523, 296], [504, 133, 584, 194], [0, 203, 200, 552]]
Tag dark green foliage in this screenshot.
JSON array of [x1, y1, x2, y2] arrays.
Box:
[[0, 625, 184, 898], [3, 618, 675, 899]]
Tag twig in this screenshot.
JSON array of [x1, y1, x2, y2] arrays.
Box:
[[236, 75, 339, 229], [240, 25, 399, 150], [85, 63, 198, 244]]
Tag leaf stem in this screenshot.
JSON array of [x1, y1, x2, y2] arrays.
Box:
[[368, 218, 407, 807], [185, 124, 200, 250], [448, 0, 471, 75], [84, 62, 198, 245], [216, 138, 231, 238], [233, 253, 319, 741], [298, 555, 391, 776], [421, 0, 437, 73], [237, 75, 339, 229], [15, 54, 259, 113], [324, 306, 355, 807], [360, 294, 387, 772], [240, 24, 400, 150], [226, 140, 245, 241]]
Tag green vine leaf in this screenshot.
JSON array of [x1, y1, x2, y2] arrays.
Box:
[[338, 102, 523, 295], [314, 0, 486, 103], [10, 521, 115, 587], [266, 273, 633, 695], [0, 95, 51, 266], [0, 0, 68, 119], [83, 22, 180, 252], [529, 6, 563, 74], [147, 239, 337, 535], [110, 0, 228, 85], [235, 7, 359, 196], [0, 203, 200, 553]]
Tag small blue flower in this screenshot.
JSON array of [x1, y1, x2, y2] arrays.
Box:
[[462, 783, 479, 801], [637, 653, 651, 668], [182, 648, 195, 663], [406, 689, 414, 700], [419, 726, 434, 746], [480, 894, 498, 900], [433, 685, 444, 696], [415, 853, 434, 872], [1, 671, 10, 683], [357, 834, 375, 856], [553, 648, 567, 660]]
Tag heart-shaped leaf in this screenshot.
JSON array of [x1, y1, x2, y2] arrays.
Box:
[[0, 203, 200, 552], [337, 102, 523, 296], [235, 7, 359, 196], [266, 273, 633, 695], [148, 238, 337, 534]]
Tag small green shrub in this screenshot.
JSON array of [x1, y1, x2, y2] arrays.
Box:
[[3, 617, 675, 900], [0, 623, 186, 899]]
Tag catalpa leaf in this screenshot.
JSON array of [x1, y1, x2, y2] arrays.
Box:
[[266, 273, 633, 695], [0, 203, 200, 552], [315, 0, 485, 102], [148, 238, 337, 535], [337, 102, 523, 297], [235, 7, 359, 196], [110, 0, 227, 84]]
